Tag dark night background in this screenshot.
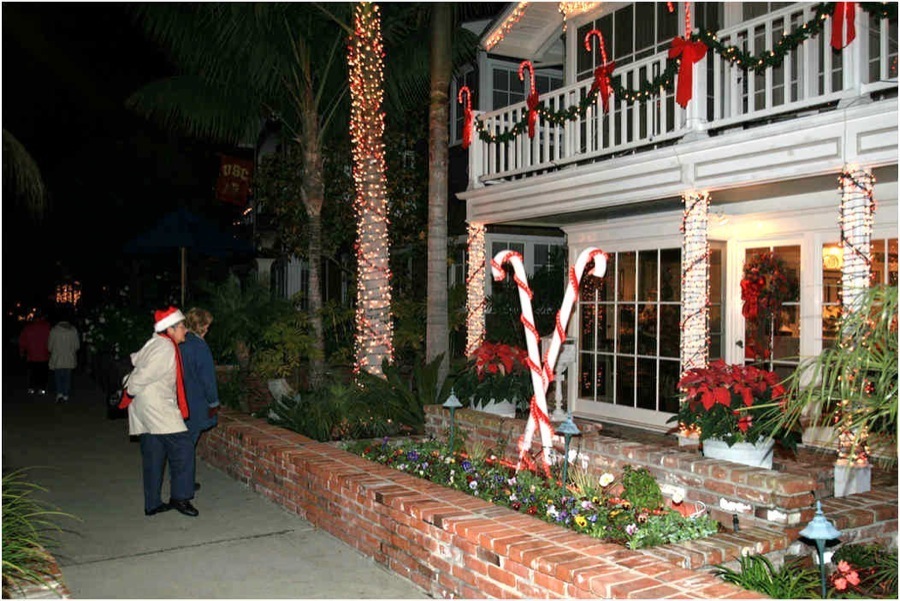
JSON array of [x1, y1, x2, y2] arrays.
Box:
[[3, 3, 247, 315]]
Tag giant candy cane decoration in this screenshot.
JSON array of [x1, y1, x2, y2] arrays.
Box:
[[491, 251, 554, 472], [493, 247, 607, 475]]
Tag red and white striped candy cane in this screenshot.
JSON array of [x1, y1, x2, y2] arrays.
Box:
[[541, 247, 607, 390], [490, 250, 555, 475]]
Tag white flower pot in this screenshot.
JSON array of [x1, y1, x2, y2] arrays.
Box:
[[702, 438, 775, 469], [472, 398, 516, 418]]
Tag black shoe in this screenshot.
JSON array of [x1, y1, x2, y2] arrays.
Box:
[[194, 482, 201, 491], [169, 499, 199, 517], [145, 503, 172, 516]]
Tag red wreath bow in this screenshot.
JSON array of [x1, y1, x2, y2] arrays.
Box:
[[831, 2, 857, 50], [458, 86, 473, 149], [591, 62, 616, 112], [668, 36, 707, 109], [740, 275, 764, 320]]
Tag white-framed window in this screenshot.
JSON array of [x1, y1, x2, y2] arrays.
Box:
[[577, 246, 724, 413], [821, 237, 898, 348], [450, 67, 478, 146], [490, 63, 563, 111]]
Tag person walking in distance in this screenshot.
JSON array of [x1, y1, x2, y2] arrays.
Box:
[[48, 309, 81, 402], [181, 307, 220, 491], [118, 306, 198, 517], [19, 308, 51, 395]]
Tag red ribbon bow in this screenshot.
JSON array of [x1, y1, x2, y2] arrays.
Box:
[[831, 2, 856, 50], [668, 36, 708, 109], [526, 88, 539, 138], [591, 62, 616, 112], [740, 276, 764, 320]]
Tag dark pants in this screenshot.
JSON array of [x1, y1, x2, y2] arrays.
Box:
[[139, 431, 194, 511], [26, 361, 49, 392], [53, 368, 73, 397]]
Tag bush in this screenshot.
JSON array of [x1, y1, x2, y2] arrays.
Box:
[[713, 553, 819, 599]]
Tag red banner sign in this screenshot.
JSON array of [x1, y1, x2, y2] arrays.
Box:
[[215, 155, 253, 207]]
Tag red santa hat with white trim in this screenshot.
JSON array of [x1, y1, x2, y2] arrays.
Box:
[[153, 306, 186, 332]]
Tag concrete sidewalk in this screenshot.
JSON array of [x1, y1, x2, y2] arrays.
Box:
[[2, 369, 430, 599]]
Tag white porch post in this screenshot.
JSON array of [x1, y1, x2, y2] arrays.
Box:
[[840, 166, 875, 313], [465, 221, 487, 356], [680, 191, 710, 375], [468, 111, 484, 191]]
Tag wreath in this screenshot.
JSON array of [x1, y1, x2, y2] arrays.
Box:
[[741, 252, 796, 360]]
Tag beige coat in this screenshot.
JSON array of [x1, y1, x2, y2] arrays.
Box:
[[48, 321, 80, 370], [125, 335, 187, 436]]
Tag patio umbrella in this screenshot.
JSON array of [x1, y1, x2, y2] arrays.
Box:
[[123, 207, 255, 305]]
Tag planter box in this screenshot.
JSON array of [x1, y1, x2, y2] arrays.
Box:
[[702, 438, 775, 470]]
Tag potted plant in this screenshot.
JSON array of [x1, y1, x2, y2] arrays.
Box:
[[668, 360, 796, 468], [453, 341, 533, 418]]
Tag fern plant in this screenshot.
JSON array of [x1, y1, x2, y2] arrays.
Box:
[[2, 469, 77, 597], [714, 554, 819, 599]]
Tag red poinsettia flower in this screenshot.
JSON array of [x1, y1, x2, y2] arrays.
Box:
[[736, 414, 752, 433]]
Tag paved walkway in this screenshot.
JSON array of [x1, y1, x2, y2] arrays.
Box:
[[2, 368, 430, 599]]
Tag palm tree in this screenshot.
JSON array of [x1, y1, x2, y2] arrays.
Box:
[[3, 128, 48, 219], [381, 3, 503, 386], [126, 4, 352, 388]]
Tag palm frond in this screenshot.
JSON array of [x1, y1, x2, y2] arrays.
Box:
[[2, 129, 48, 219]]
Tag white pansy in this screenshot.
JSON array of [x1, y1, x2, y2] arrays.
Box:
[[671, 490, 684, 504], [599, 473, 615, 487]]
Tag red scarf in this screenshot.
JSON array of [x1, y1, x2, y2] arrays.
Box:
[[118, 334, 189, 419]]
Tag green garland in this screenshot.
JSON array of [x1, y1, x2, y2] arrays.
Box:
[[477, 2, 896, 144]]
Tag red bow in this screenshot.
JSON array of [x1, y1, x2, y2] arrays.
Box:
[[831, 2, 856, 51], [668, 36, 707, 109], [526, 88, 539, 139], [591, 61, 616, 112], [740, 276, 764, 320], [118, 333, 190, 419]]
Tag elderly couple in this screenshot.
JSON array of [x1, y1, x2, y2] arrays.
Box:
[[119, 306, 220, 517]]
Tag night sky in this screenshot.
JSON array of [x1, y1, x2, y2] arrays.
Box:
[[3, 3, 239, 313]]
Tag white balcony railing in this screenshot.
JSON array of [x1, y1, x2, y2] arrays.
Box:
[[470, 4, 897, 187]]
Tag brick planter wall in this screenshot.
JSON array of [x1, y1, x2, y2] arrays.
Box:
[[424, 407, 897, 554], [198, 409, 767, 599]]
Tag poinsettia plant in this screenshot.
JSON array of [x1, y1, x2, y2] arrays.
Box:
[[668, 360, 797, 448], [453, 341, 534, 413]]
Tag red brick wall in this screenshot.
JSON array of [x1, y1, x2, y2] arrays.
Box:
[[198, 409, 771, 599]]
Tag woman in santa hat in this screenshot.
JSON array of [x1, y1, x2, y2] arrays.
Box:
[[119, 306, 198, 517]]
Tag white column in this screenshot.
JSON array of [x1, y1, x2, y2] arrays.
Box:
[[465, 222, 487, 356], [680, 191, 710, 375], [840, 166, 875, 314]]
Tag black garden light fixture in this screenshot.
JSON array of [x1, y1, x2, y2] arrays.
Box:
[[799, 500, 841, 599], [556, 414, 581, 486], [442, 389, 462, 452]]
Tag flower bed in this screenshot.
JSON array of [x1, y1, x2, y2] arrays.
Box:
[[344, 437, 720, 551]]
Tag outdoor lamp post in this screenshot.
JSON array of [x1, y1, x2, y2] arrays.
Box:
[[443, 389, 462, 452], [556, 414, 581, 486], [799, 500, 841, 598]]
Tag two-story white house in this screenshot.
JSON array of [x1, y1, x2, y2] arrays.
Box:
[[456, 2, 898, 434]]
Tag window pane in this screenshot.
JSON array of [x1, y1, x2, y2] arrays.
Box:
[[656, 2, 678, 48], [636, 358, 657, 410], [614, 5, 634, 60], [709, 247, 723, 304], [616, 356, 635, 406], [580, 304, 596, 351], [618, 252, 636, 301], [596, 253, 615, 301], [660, 248, 681, 301], [581, 265, 601, 302], [659, 305, 680, 357], [534, 244, 549, 267], [777, 245, 801, 302], [579, 353, 595, 399], [597, 306, 614, 352], [822, 306, 840, 349], [618, 305, 636, 353], [493, 68, 507, 91], [638, 250, 658, 301], [637, 304, 657, 355], [659, 360, 681, 413], [773, 305, 800, 360], [634, 2, 655, 55], [510, 242, 525, 255], [597, 355, 612, 402], [577, 22, 594, 75]]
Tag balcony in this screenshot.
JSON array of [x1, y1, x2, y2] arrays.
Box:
[[469, 4, 897, 188]]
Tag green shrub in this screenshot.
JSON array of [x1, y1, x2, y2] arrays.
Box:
[[713, 553, 819, 599], [620, 466, 664, 512], [833, 543, 898, 598]]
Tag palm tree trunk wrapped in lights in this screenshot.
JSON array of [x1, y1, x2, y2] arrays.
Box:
[[349, 2, 393, 375]]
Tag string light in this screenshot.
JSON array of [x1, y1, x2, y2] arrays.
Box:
[[680, 190, 710, 375], [558, 2, 599, 31], [54, 282, 82, 307], [484, 2, 529, 51], [348, 2, 393, 376], [835, 164, 876, 466], [465, 222, 487, 357]]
